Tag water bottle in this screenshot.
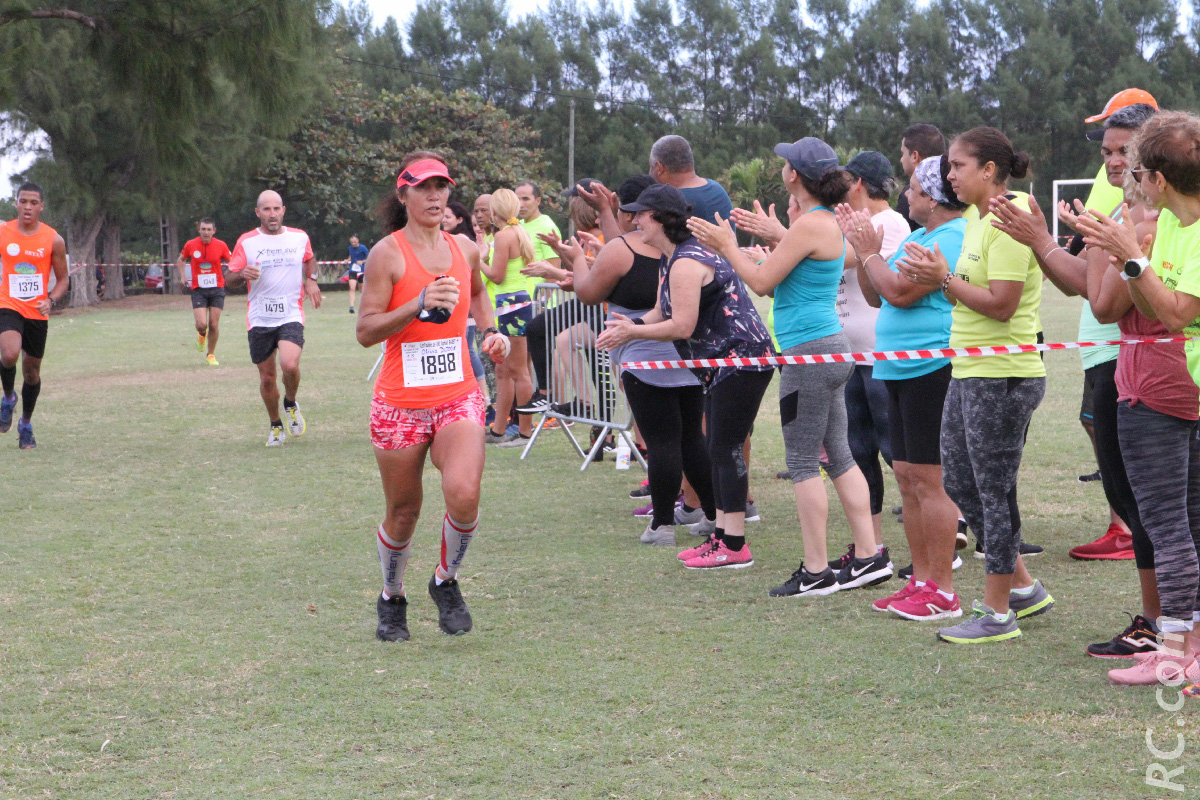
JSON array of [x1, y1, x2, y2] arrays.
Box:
[[615, 441, 631, 470], [418, 275, 453, 324]]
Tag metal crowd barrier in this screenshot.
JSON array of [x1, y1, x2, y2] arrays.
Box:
[[520, 283, 645, 471]]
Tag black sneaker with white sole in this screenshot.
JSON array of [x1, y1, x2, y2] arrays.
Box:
[[974, 538, 1044, 559], [836, 548, 893, 590], [428, 574, 473, 635], [1086, 613, 1160, 658], [828, 543, 856, 572], [630, 484, 651, 499], [769, 564, 840, 597], [375, 594, 410, 642], [956, 519, 969, 549], [897, 554, 963, 580], [517, 391, 550, 414]]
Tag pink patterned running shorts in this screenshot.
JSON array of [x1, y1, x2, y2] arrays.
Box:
[[370, 389, 487, 450]]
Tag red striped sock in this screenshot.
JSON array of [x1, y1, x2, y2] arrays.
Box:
[[439, 513, 479, 581], [377, 524, 410, 598]]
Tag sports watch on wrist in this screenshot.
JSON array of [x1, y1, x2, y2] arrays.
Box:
[[1122, 257, 1150, 281]]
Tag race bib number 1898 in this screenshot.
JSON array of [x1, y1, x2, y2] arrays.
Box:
[[401, 337, 464, 388]]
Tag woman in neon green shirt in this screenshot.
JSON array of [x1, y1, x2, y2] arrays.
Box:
[[481, 188, 536, 443], [1076, 111, 1200, 689], [899, 127, 1053, 645]]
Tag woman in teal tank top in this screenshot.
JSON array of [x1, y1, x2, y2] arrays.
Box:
[[689, 136, 883, 599]]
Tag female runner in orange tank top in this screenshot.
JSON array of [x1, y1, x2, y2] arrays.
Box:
[[357, 152, 510, 643]]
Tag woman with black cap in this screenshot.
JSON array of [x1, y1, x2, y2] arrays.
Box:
[[598, 184, 774, 569], [556, 175, 718, 547], [688, 137, 884, 598]]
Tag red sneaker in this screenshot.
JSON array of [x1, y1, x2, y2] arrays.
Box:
[[682, 540, 754, 570], [871, 577, 919, 612], [1069, 524, 1134, 560], [678, 534, 717, 561], [887, 580, 963, 621]]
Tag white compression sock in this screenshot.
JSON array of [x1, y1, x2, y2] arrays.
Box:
[[438, 513, 479, 582], [377, 525, 411, 599]]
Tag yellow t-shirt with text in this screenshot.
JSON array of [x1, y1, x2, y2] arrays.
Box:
[[949, 193, 1046, 379], [1153, 210, 1200, 388]]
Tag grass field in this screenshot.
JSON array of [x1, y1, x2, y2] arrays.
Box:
[[2, 290, 1196, 799]]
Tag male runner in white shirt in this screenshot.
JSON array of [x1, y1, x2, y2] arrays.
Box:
[[227, 190, 322, 445]]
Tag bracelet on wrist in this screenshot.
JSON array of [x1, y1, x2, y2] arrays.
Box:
[[481, 326, 499, 337], [1038, 241, 1062, 261], [865, 252, 887, 268], [632, 317, 645, 326], [941, 272, 954, 293]]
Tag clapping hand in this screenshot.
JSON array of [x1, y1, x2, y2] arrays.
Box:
[[730, 200, 787, 248]]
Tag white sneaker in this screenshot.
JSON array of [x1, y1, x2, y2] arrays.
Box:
[[745, 501, 761, 522], [285, 403, 306, 437], [952, 554, 963, 570], [266, 426, 285, 447]]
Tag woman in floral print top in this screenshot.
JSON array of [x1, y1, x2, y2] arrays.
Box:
[[598, 183, 775, 571]]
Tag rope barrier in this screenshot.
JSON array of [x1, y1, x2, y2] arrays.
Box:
[[620, 337, 1191, 370]]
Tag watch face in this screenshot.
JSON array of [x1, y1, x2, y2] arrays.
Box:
[[1124, 260, 1142, 277]]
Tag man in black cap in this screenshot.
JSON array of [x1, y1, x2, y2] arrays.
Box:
[[831, 151, 910, 568]]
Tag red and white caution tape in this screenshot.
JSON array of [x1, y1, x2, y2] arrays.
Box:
[[621, 337, 1191, 370]]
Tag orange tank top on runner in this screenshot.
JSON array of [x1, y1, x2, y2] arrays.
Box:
[[0, 220, 57, 321], [374, 230, 476, 409]]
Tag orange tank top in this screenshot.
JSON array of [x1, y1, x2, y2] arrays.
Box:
[[0, 220, 58, 320], [374, 230, 476, 409]]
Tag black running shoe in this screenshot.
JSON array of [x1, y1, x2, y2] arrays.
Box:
[[828, 543, 856, 572], [974, 539, 1044, 559], [836, 548, 893, 590], [630, 483, 651, 499], [517, 391, 550, 414], [428, 574, 473, 635], [898, 562, 913, 580], [769, 564, 840, 597], [375, 594, 410, 642], [1087, 613, 1160, 658], [1078, 470, 1102, 483]]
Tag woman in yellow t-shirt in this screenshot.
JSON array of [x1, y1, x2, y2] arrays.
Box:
[[899, 127, 1052, 645], [481, 188, 536, 443]]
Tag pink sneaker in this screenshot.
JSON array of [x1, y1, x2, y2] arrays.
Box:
[[1108, 650, 1196, 686], [887, 580, 963, 621], [682, 540, 754, 570], [872, 578, 919, 612], [678, 534, 718, 561]]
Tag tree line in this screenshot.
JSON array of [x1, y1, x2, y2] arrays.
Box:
[[3, 0, 1199, 305]]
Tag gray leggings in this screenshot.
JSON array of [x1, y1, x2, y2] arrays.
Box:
[[941, 376, 1045, 575], [779, 333, 857, 483], [1117, 401, 1200, 631]]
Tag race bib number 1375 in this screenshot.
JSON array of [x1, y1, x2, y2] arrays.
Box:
[[9, 273, 42, 301]]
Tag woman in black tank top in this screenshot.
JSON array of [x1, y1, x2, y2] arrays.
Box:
[[559, 175, 718, 546]]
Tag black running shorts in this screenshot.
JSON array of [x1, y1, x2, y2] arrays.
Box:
[[248, 322, 304, 364], [0, 308, 48, 359], [191, 287, 226, 309]]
